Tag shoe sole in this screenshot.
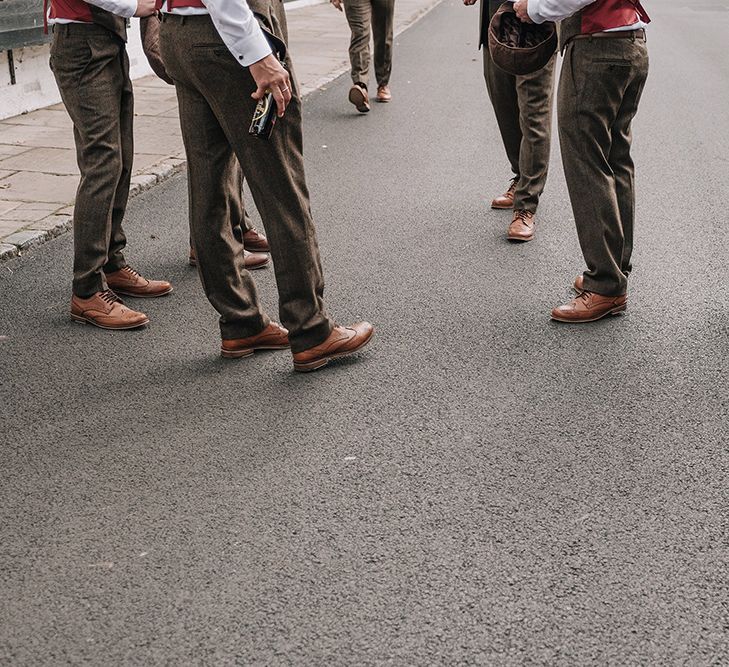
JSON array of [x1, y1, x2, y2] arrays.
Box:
[[491, 203, 513, 210], [220, 344, 290, 359], [376, 97, 391, 103], [348, 87, 370, 113], [110, 286, 174, 298], [190, 259, 269, 270], [71, 314, 149, 330], [551, 304, 627, 323], [507, 234, 534, 242], [293, 329, 375, 373]]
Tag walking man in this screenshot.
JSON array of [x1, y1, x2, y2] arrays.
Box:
[[48, 0, 173, 330], [331, 0, 395, 112], [513, 0, 650, 322], [158, 0, 374, 372], [464, 0, 556, 242]]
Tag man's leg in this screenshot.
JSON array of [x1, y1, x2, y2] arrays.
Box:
[[611, 43, 649, 279], [50, 26, 126, 297], [558, 39, 635, 297], [482, 46, 521, 179], [105, 46, 134, 274], [343, 0, 373, 88], [371, 0, 395, 87], [512, 56, 555, 214], [171, 71, 269, 340]]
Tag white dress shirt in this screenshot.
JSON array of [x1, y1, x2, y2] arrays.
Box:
[[48, 0, 137, 24], [527, 0, 648, 31], [161, 0, 272, 67]]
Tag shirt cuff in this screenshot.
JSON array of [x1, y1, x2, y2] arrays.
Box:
[[527, 0, 547, 23], [235, 27, 273, 67], [112, 0, 137, 19]]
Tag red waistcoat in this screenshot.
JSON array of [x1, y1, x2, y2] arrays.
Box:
[[45, 0, 127, 40], [157, 0, 206, 8], [48, 0, 93, 23], [581, 0, 650, 34]]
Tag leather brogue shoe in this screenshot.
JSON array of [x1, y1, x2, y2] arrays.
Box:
[[491, 177, 518, 209], [292, 322, 374, 372], [221, 322, 290, 359], [507, 209, 536, 242], [551, 291, 627, 323], [243, 228, 270, 253], [71, 290, 149, 330], [349, 84, 370, 113], [105, 266, 172, 298], [376, 85, 392, 103], [189, 247, 269, 270]]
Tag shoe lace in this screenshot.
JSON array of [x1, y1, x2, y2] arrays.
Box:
[[508, 177, 519, 193], [99, 289, 121, 305], [122, 266, 142, 279], [514, 209, 532, 223]]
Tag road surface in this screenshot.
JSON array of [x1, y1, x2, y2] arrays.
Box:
[[1, 1, 727, 663]]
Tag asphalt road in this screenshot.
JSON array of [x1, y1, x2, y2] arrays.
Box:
[[1, 2, 728, 664]]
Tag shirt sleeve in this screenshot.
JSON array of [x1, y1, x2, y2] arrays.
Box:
[[203, 0, 273, 67], [528, 0, 597, 23], [86, 0, 137, 19]]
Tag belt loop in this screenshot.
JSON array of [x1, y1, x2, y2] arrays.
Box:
[[181, 15, 186, 25]]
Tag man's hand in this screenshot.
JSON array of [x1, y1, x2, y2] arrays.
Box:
[[134, 0, 156, 18], [330, 0, 343, 11], [250, 53, 292, 117], [462, 0, 478, 5], [513, 0, 533, 22]]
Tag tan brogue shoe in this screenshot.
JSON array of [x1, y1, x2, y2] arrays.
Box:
[[105, 266, 173, 298], [574, 275, 585, 292], [376, 85, 392, 103], [348, 84, 370, 113], [507, 209, 536, 242], [551, 291, 627, 323], [292, 322, 374, 372], [189, 247, 269, 270], [71, 290, 149, 330], [243, 250, 270, 271], [491, 177, 518, 209], [221, 322, 290, 359], [243, 228, 270, 253]]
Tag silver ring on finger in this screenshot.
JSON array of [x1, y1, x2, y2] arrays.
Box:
[[281, 86, 290, 92]]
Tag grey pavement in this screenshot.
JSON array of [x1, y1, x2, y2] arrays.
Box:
[[1, 1, 728, 664]]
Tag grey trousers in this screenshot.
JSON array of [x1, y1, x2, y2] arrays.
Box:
[[160, 14, 334, 351], [50, 24, 132, 297], [559, 36, 649, 296], [343, 0, 395, 88], [483, 49, 555, 213]]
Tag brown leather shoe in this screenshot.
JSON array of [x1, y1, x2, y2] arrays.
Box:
[[507, 209, 536, 242], [491, 177, 518, 209], [243, 228, 270, 253], [348, 84, 370, 113], [574, 275, 585, 292], [71, 290, 149, 330], [221, 322, 290, 358], [105, 266, 173, 298], [376, 85, 392, 103], [189, 247, 269, 270], [292, 322, 374, 372], [551, 291, 627, 323]]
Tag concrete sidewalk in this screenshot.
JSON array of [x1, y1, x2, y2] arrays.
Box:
[[0, 0, 439, 261]]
